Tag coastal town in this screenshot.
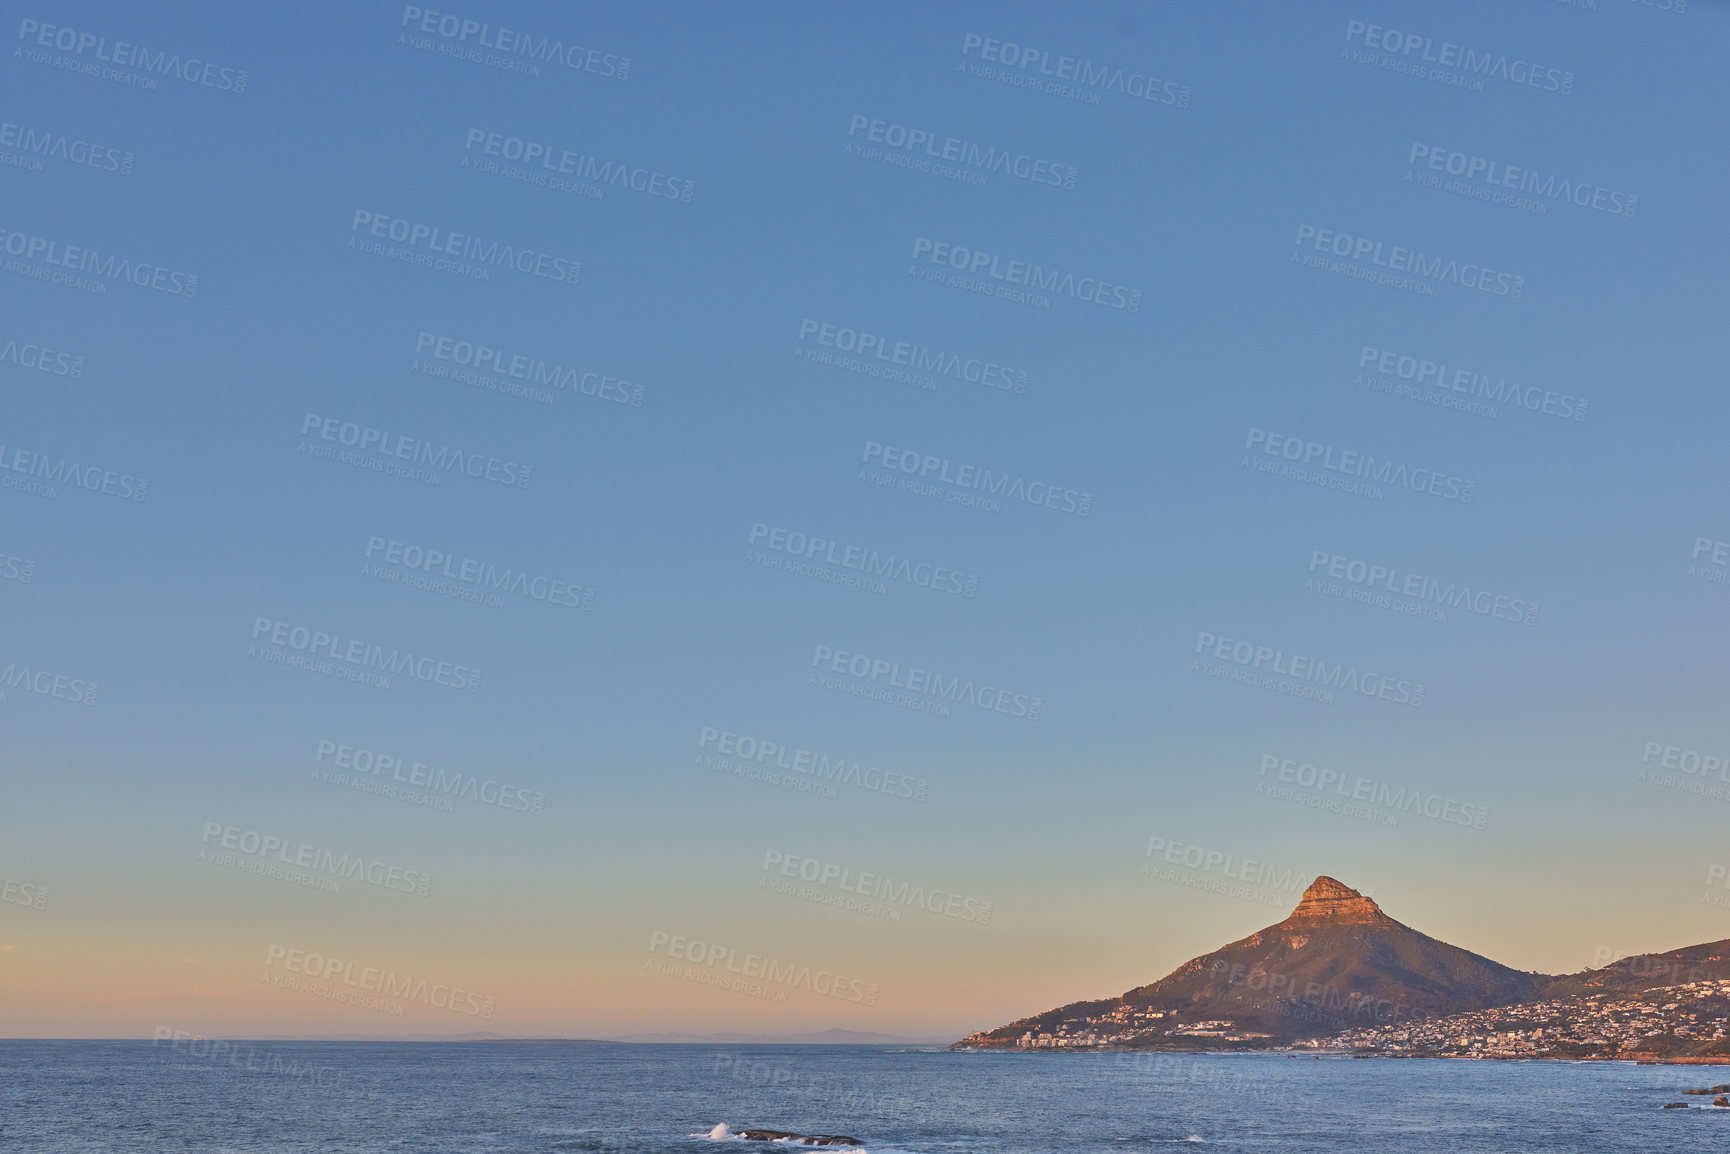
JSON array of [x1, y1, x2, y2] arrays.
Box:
[[1009, 1008, 1275, 1049], [980, 978, 1730, 1061], [1328, 978, 1730, 1060]]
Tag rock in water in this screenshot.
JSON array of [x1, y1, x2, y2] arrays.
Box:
[[1714, 1096, 1727, 1108], [1664, 1102, 1688, 1109], [738, 1130, 862, 1146]]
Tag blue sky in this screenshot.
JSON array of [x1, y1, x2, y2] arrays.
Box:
[[3, 0, 1728, 1036]]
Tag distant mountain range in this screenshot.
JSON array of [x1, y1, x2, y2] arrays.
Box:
[[957, 877, 1730, 1058], [217, 1033, 612, 1043], [613, 1028, 948, 1045], [206, 1029, 945, 1046]]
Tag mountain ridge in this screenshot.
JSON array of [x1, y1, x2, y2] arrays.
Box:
[[956, 877, 1730, 1053]]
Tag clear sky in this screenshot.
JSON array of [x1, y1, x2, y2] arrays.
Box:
[[3, 0, 1729, 1039]]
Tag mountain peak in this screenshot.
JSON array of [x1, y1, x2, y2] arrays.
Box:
[[958, 874, 1548, 1050], [1284, 876, 1388, 926]]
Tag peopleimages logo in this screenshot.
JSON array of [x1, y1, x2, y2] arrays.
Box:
[[1140, 836, 1311, 909], [462, 128, 692, 202], [299, 413, 532, 489], [1307, 551, 1538, 626], [0, 441, 147, 501], [795, 319, 1026, 393], [0, 336, 85, 378], [1, 875, 49, 910], [846, 114, 1078, 189], [398, 6, 629, 79], [15, 18, 249, 92], [1637, 739, 1730, 807], [1641, 741, 1730, 784], [910, 237, 1142, 311], [264, 944, 496, 1018], [747, 523, 978, 598], [696, 726, 929, 802], [1193, 630, 1426, 708], [862, 441, 1090, 516], [760, 849, 993, 923], [1244, 428, 1474, 503], [199, 822, 433, 896], [150, 1029, 339, 1086], [647, 931, 879, 1004], [809, 644, 1042, 719], [248, 618, 482, 692], [1294, 225, 1525, 299], [1343, 19, 1574, 95], [1257, 755, 1490, 830], [0, 119, 133, 175], [314, 739, 546, 815], [959, 32, 1191, 107], [364, 536, 593, 610], [349, 211, 580, 285], [414, 330, 642, 407], [1406, 144, 1635, 218], [1143, 836, 1309, 893], [0, 662, 97, 706], [1690, 537, 1730, 587], [1357, 345, 1587, 422], [0, 225, 197, 296]]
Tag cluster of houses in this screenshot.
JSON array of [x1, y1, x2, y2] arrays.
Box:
[[1012, 1008, 1273, 1048], [977, 978, 1730, 1057], [1329, 979, 1730, 1058], [1010, 1005, 1167, 1048]]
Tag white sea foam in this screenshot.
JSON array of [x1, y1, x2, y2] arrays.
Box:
[[698, 1128, 887, 1150]]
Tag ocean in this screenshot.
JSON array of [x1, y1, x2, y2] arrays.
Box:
[[3, 1042, 1728, 1152]]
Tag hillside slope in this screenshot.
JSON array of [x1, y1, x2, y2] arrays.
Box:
[[959, 877, 1544, 1047]]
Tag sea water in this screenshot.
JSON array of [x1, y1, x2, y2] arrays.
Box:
[[2, 1041, 1727, 1152]]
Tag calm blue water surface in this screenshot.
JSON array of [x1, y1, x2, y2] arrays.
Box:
[[3, 1042, 1729, 1153]]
